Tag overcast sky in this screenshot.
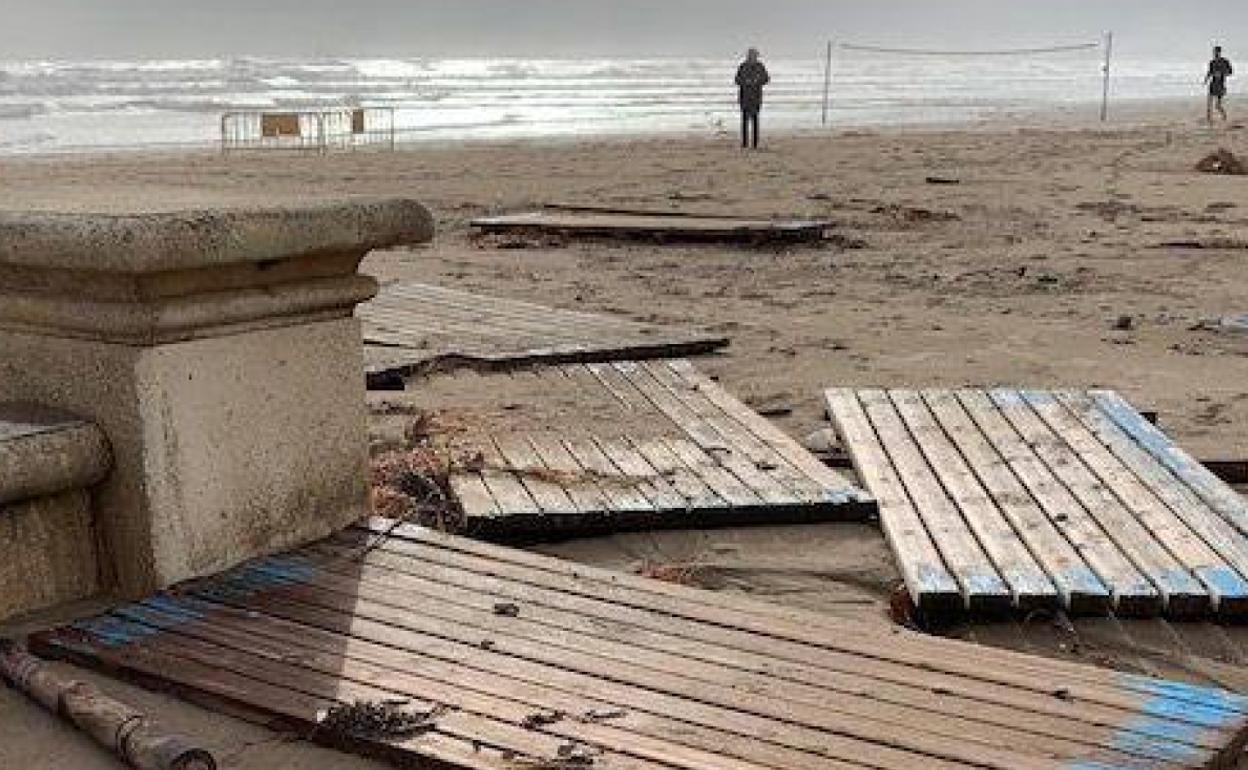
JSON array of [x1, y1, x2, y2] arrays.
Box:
[[1, 1, 1243, 59]]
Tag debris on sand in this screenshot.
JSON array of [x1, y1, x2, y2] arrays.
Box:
[[319, 700, 444, 741], [925, 175, 961, 185], [1195, 148, 1246, 175], [870, 203, 961, 224]]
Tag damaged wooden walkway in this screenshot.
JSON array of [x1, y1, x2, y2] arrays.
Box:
[[826, 388, 1248, 618], [359, 282, 728, 384], [33, 519, 1248, 770], [471, 209, 831, 244], [448, 359, 871, 539]]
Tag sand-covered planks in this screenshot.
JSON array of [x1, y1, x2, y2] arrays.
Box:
[[826, 388, 1248, 618], [471, 208, 831, 244], [31, 518, 1248, 770], [358, 282, 728, 384]]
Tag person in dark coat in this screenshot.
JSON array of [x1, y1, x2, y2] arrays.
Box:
[[1206, 45, 1233, 123], [735, 48, 770, 149]]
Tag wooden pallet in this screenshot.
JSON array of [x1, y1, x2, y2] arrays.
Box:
[[358, 282, 728, 384], [32, 518, 1248, 770], [447, 360, 871, 539], [471, 210, 830, 243], [825, 388, 1248, 618]]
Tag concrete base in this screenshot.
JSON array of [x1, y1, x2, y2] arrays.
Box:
[[0, 318, 368, 595], [0, 491, 99, 620]]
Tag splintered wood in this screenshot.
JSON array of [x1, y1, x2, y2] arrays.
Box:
[[826, 388, 1248, 618], [358, 282, 728, 382], [444, 360, 871, 538], [32, 519, 1248, 770]]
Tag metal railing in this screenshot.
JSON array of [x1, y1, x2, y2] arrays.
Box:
[[220, 107, 396, 154]]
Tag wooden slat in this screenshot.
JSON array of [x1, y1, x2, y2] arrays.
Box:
[[824, 389, 962, 613], [1058, 391, 1248, 615], [628, 436, 726, 511], [890, 389, 1058, 610], [448, 472, 500, 519], [1091, 390, 1248, 539], [474, 440, 543, 517], [956, 390, 1161, 616], [662, 437, 764, 510], [1023, 390, 1248, 617], [990, 389, 1209, 617], [300, 541, 1213, 766], [563, 437, 656, 515], [858, 389, 1012, 612], [527, 432, 615, 515], [350, 522, 1248, 727], [594, 436, 690, 511], [470, 211, 830, 243], [920, 389, 1111, 614], [493, 434, 580, 516]]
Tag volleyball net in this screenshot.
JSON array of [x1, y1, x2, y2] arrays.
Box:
[[821, 34, 1114, 125]]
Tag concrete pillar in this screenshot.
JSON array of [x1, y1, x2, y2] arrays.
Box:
[[0, 200, 434, 596]]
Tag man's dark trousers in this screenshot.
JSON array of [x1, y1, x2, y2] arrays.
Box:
[[741, 108, 760, 148]]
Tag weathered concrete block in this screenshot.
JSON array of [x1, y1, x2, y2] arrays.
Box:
[[0, 199, 434, 596]]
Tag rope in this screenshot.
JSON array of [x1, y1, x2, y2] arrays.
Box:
[[838, 42, 1101, 57]]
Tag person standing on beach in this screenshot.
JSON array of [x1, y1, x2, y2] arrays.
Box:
[[1206, 46, 1233, 123], [736, 48, 770, 149]]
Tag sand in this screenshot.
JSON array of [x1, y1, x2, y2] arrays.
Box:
[[3, 100, 1248, 767]]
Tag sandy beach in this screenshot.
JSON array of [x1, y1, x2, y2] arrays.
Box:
[[3, 100, 1248, 767]]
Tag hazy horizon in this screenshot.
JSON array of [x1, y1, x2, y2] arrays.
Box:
[[1, 1, 1243, 60]]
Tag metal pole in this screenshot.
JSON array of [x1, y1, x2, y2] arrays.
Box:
[[1100, 30, 1113, 122], [822, 40, 833, 126]]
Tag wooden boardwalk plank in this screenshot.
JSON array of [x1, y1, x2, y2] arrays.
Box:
[[470, 210, 830, 244], [1091, 390, 1248, 540], [359, 282, 727, 379], [824, 389, 963, 613], [1023, 391, 1248, 617], [350, 521, 1248, 739], [956, 390, 1161, 616], [300, 541, 1212, 767], [990, 389, 1209, 617], [563, 437, 656, 516], [857, 389, 1012, 612], [594, 436, 690, 511], [493, 434, 580, 516], [1058, 391, 1248, 616], [921, 389, 1110, 614], [527, 432, 616, 517], [890, 389, 1058, 610], [629, 436, 726, 511], [475, 440, 543, 518], [35, 522, 1248, 770]]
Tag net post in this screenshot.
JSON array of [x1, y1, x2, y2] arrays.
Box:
[[822, 40, 833, 126], [1100, 30, 1114, 122]]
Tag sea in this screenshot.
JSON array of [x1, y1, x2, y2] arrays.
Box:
[[0, 52, 1205, 154]]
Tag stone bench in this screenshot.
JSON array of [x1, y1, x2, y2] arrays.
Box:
[[0, 199, 434, 606], [0, 404, 111, 620]]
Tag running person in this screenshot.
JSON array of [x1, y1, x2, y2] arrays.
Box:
[[735, 48, 770, 149], [1206, 46, 1233, 123]]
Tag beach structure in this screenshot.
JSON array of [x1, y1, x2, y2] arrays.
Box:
[[221, 107, 396, 154], [0, 199, 434, 617]]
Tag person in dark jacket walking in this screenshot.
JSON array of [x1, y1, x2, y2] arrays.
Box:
[[1206, 46, 1233, 123], [735, 48, 770, 149]]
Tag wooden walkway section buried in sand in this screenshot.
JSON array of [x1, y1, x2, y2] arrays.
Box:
[[32, 518, 1248, 770], [447, 359, 872, 539], [358, 282, 729, 383], [471, 209, 831, 243], [826, 388, 1248, 618]]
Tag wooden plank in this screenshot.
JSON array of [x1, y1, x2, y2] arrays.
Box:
[[1091, 390, 1248, 539], [594, 436, 689, 511], [1023, 390, 1248, 617], [678, 359, 863, 504], [662, 437, 764, 510], [563, 437, 656, 516], [351, 521, 1248, 729], [645, 361, 816, 505], [300, 541, 1216, 767], [1058, 390, 1248, 616], [213, 555, 1191, 770], [890, 389, 1058, 610], [527, 432, 615, 516], [990, 389, 1209, 617], [470, 211, 830, 244], [447, 472, 500, 519], [955, 390, 1161, 617], [824, 389, 962, 613], [473, 440, 543, 518], [321, 534, 1238, 760], [921, 389, 1110, 614], [629, 436, 726, 511], [493, 434, 580, 516], [858, 389, 1012, 612]]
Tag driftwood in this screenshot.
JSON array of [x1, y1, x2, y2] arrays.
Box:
[[0, 640, 216, 770]]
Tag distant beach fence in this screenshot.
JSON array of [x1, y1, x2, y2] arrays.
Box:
[[220, 107, 395, 154]]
